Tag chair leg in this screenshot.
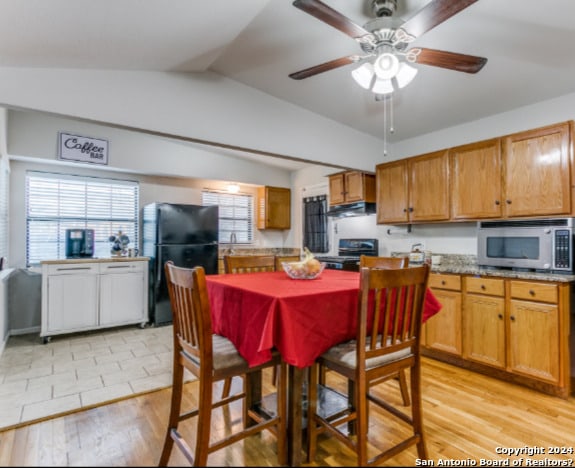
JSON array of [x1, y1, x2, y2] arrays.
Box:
[[272, 364, 279, 387], [318, 363, 327, 386], [306, 362, 319, 463], [355, 378, 369, 467], [411, 362, 427, 460], [194, 371, 214, 466], [276, 362, 288, 466], [221, 377, 232, 398], [159, 361, 184, 466], [398, 370, 411, 406]]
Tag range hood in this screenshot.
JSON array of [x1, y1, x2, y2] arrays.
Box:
[[326, 201, 376, 218]]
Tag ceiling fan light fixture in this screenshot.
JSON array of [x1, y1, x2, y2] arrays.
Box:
[[351, 62, 375, 89], [371, 77, 394, 95], [373, 53, 399, 80], [395, 62, 418, 88]]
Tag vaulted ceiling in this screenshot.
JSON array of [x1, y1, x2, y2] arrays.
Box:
[[2, 0, 575, 167]]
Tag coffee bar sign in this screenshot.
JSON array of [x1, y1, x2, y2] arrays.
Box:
[[58, 132, 109, 165]]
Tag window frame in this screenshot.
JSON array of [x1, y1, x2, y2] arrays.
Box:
[[25, 171, 139, 266], [202, 190, 254, 245]]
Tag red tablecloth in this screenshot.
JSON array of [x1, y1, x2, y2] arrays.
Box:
[[206, 269, 442, 369]]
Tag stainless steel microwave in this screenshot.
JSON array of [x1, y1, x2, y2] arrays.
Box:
[[477, 218, 574, 273]]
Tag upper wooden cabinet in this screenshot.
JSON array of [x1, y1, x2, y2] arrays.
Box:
[[257, 186, 291, 230], [502, 121, 572, 218], [451, 121, 573, 221], [450, 138, 503, 220], [328, 170, 375, 206], [376, 150, 450, 224]]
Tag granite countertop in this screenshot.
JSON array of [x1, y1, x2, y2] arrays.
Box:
[[430, 263, 575, 283], [393, 253, 575, 283], [41, 256, 150, 265]]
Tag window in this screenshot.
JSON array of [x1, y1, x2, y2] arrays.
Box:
[[202, 190, 253, 244], [26, 171, 139, 266], [303, 195, 328, 253]]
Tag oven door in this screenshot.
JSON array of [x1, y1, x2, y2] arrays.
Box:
[[477, 226, 553, 270]]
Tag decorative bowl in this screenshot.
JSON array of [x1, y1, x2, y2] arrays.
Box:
[[282, 261, 325, 280]]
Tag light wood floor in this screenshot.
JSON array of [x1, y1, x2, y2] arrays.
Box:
[[1, 357, 574, 466]]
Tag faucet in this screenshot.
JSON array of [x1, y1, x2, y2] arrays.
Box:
[[229, 232, 237, 254]]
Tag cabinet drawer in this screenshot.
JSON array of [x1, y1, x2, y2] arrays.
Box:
[[465, 276, 505, 296], [99, 261, 147, 274], [46, 263, 99, 275], [510, 281, 558, 304], [429, 273, 461, 291]]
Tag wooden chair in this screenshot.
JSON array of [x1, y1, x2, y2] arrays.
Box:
[[275, 254, 301, 271], [307, 264, 430, 466], [223, 254, 276, 274], [359, 255, 411, 406], [158, 261, 287, 467], [221, 254, 276, 398]]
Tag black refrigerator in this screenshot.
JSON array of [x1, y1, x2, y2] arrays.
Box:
[[143, 203, 219, 326]]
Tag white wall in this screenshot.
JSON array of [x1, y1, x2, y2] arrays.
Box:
[[8, 86, 575, 265], [391, 92, 575, 161], [0, 68, 384, 172], [8, 110, 295, 186], [9, 158, 303, 269]]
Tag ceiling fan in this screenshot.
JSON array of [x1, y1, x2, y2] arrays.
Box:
[[289, 0, 487, 95]]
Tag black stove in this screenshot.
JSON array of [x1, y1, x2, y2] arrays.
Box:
[[316, 238, 378, 272]]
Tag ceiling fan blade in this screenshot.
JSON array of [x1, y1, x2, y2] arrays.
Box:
[[400, 0, 479, 39], [289, 55, 361, 80], [411, 47, 487, 74], [292, 0, 372, 40]]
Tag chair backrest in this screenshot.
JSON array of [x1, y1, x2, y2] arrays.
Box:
[[357, 264, 430, 371], [359, 255, 409, 269], [224, 255, 276, 274], [275, 255, 301, 271], [164, 261, 213, 369]]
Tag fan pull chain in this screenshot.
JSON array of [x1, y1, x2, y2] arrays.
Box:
[[382, 94, 395, 157], [383, 96, 388, 156], [389, 94, 394, 135]]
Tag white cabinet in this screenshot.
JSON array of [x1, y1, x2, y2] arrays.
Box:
[[43, 262, 99, 334], [41, 259, 148, 341]]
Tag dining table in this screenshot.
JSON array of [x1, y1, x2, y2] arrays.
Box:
[[205, 268, 442, 466]]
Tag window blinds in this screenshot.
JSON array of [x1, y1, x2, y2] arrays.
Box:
[[202, 190, 253, 244], [26, 171, 139, 265]]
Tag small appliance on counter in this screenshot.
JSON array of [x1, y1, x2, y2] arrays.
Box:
[[409, 243, 425, 265], [65, 228, 95, 258]]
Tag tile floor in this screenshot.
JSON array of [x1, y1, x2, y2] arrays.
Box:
[[0, 324, 193, 430]]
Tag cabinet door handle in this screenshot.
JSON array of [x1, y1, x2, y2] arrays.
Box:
[[498, 313, 503, 319], [495, 200, 500, 205], [409, 207, 414, 212], [506, 199, 512, 204], [55, 267, 93, 272], [403, 208, 407, 213], [510, 315, 516, 321]]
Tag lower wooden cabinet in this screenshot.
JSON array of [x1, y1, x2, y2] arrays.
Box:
[[508, 281, 562, 384], [423, 273, 571, 398], [463, 276, 506, 369], [425, 273, 462, 356]]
